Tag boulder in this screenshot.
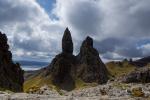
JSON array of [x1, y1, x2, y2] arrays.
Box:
[[122, 67, 150, 83], [49, 53, 76, 91], [131, 87, 145, 97]]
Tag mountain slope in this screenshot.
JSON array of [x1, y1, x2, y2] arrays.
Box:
[[106, 60, 136, 78]]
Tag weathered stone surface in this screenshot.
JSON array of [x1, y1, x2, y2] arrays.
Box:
[[0, 32, 24, 92], [46, 28, 108, 90], [122, 68, 150, 83], [76, 36, 108, 84], [49, 53, 77, 91], [62, 28, 73, 54], [46, 28, 76, 91], [2, 82, 150, 100]]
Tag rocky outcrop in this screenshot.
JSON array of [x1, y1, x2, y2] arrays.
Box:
[[77, 36, 108, 84], [62, 28, 73, 54], [0, 32, 24, 92], [122, 67, 150, 83], [46, 28, 108, 90], [49, 28, 76, 91]]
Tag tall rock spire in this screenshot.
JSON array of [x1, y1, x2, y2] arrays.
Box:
[[62, 28, 73, 54]]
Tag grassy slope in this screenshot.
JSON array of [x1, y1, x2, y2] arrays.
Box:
[[24, 60, 137, 92], [24, 73, 55, 92], [106, 61, 136, 78], [24, 73, 97, 92]]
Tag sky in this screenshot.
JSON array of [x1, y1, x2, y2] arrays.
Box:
[[1, 0, 150, 62]]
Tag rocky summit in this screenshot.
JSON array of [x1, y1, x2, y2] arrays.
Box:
[[45, 28, 108, 91], [48, 28, 76, 91], [0, 32, 24, 92], [62, 28, 73, 54], [77, 36, 108, 84]]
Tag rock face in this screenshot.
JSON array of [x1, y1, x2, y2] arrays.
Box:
[[49, 28, 76, 91], [48, 28, 108, 90], [77, 36, 108, 84], [62, 28, 73, 54], [122, 68, 150, 83], [0, 32, 24, 92]]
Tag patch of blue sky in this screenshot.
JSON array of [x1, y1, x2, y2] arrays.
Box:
[[36, 0, 59, 20], [136, 39, 150, 48]]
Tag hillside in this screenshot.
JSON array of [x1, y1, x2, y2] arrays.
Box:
[[132, 56, 150, 67], [106, 60, 136, 78]]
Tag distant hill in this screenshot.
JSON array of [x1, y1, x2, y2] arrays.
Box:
[[106, 60, 136, 78], [15, 60, 49, 67], [132, 56, 150, 67]]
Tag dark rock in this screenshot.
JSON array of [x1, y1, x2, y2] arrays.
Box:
[[62, 28, 73, 54], [122, 67, 150, 83], [45, 28, 108, 91], [48, 28, 76, 91], [76, 36, 108, 84], [0, 32, 24, 92], [131, 56, 150, 67], [49, 53, 76, 91]]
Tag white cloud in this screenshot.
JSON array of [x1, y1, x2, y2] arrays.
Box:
[[0, 0, 65, 60], [1, 0, 150, 61], [53, 0, 150, 59], [139, 44, 150, 56]]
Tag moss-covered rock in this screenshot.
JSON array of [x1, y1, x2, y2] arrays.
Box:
[[131, 87, 144, 97]]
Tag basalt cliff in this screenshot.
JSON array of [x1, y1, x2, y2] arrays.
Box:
[[0, 32, 24, 92]]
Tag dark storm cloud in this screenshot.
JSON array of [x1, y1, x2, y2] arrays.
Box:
[[1, 0, 150, 61], [0, 0, 63, 60], [54, 0, 150, 60]]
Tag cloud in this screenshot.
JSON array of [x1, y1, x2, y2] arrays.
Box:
[[0, 0, 65, 60], [1, 0, 150, 61], [52, 0, 150, 60]]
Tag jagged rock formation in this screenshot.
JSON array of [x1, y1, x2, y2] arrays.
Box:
[[62, 28, 73, 54], [76, 36, 108, 84], [122, 67, 150, 83], [47, 28, 108, 90], [49, 28, 76, 91], [0, 32, 24, 92]]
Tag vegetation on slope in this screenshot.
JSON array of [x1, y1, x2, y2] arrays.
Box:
[[106, 60, 136, 78], [24, 72, 98, 93], [24, 60, 137, 92]]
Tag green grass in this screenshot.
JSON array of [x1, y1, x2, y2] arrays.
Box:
[[24, 74, 99, 93], [0, 87, 14, 93], [106, 61, 136, 78], [75, 78, 98, 90], [24, 61, 137, 93], [23, 74, 56, 92]]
